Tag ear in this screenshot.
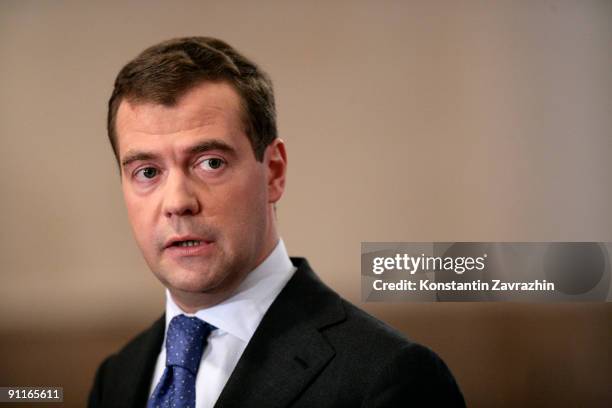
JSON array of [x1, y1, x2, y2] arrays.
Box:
[[265, 138, 287, 203]]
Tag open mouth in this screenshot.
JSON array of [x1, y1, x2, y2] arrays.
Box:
[[171, 240, 204, 247]]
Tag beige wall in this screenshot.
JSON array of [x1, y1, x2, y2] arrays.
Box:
[[1, 1, 610, 407]]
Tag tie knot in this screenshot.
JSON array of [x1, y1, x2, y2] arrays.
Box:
[[165, 314, 216, 375]]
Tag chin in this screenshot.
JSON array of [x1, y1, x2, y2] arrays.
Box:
[[163, 268, 227, 294]]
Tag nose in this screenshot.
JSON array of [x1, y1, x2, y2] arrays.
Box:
[[162, 171, 201, 218]]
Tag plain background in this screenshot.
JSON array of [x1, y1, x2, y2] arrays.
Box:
[[0, 1, 610, 406]]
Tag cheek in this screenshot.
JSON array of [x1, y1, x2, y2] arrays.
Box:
[[123, 180, 160, 216], [123, 190, 142, 223], [123, 190, 156, 245], [215, 173, 268, 226]]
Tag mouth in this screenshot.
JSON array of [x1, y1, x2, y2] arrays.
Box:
[[164, 236, 214, 250], [163, 236, 216, 258], [170, 239, 205, 248]]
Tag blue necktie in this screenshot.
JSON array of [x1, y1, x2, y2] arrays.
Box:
[[147, 314, 216, 408]]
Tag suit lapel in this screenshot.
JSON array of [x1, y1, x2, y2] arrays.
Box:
[[112, 316, 165, 408], [215, 258, 345, 408]]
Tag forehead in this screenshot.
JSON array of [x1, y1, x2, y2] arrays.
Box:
[[115, 81, 246, 153]]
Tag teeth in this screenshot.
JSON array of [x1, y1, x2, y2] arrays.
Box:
[[176, 240, 201, 247]]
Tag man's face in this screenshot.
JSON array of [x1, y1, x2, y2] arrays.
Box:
[[115, 81, 285, 309]]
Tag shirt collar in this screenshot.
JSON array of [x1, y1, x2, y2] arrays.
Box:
[[165, 238, 296, 342]]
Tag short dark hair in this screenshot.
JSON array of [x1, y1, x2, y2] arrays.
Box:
[[107, 36, 277, 162]]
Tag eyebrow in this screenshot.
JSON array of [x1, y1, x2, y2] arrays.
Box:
[[188, 139, 237, 157], [121, 139, 237, 168], [121, 152, 159, 168]]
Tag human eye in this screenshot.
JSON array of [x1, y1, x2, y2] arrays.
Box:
[[196, 157, 226, 172], [133, 166, 160, 182]]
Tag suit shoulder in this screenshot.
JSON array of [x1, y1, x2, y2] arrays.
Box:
[[325, 296, 413, 353], [317, 293, 419, 370], [323, 299, 466, 406], [338, 299, 456, 373]]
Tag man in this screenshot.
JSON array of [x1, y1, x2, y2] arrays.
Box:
[[89, 37, 465, 408]]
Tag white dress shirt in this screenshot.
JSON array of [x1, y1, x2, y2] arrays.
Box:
[[148, 239, 296, 408]]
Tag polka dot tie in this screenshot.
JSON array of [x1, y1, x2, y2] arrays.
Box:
[[147, 315, 216, 408]]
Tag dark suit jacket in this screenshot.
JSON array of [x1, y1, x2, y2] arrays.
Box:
[[89, 258, 465, 407]]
